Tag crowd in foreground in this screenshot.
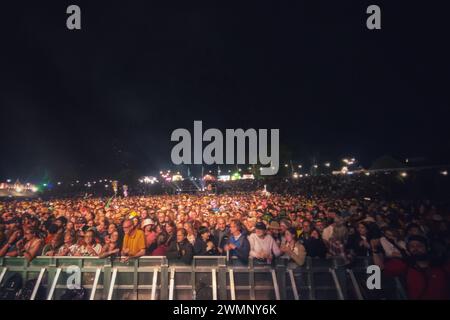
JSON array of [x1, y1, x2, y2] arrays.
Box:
[[0, 176, 449, 299]]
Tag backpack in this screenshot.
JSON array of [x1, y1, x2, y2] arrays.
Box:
[[0, 273, 23, 300]]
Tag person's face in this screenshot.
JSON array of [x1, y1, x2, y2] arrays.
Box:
[[67, 222, 74, 230], [311, 230, 320, 239], [108, 224, 116, 234], [184, 223, 192, 233], [217, 219, 226, 231], [111, 231, 119, 243], [64, 234, 73, 245], [201, 231, 210, 241], [285, 230, 294, 242], [158, 214, 165, 223], [303, 222, 311, 232], [255, 229, 265, 238], [55, 220, 63, 228], [84, 232, 94, 245], [123, 222, 134, 235], [230, 222, 238, 235], [408, 240, 427, 257], [24, 230, 33, 241], [176, 230, 185, 243], [358, 224, 367, 236]]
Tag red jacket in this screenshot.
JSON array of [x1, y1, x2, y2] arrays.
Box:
[[384, 258, 450, 300]]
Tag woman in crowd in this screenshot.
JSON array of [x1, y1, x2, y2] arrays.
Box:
[[184, 222, 197, 245], [17, 228, 44, 262], [100, 230, 121, 258], [280, 227, 306, 268]]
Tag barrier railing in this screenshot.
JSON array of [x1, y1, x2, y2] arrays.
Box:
[[0, 256, 407, 300]]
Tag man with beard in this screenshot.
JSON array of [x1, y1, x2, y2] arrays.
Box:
[[373, 235, 450, 299]]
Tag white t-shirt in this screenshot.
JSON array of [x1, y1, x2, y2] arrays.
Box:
[[248, 233, 281, 258]]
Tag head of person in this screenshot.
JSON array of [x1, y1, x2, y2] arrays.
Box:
[[310, 228, 321, 240], [110, 230, 120, 243], [407, 235, 429, 261], [255, 222, 267, 238], [184, 222, 194, 234], [280, 219, 291, 233], [83, 230, 95, 246], [24, 228, 38, 241], [64, 232, 74, 245], [108, 223, 117, 235], [302, 221, 311, 233], [285, 227, 298, 243], [122, 219, 135, 236], [229, 219, 242, 236], [406, 223, 423, 237], [66, 222, 74, 231], [165, 221, 176, 235], [177, 228, 187, 243], [357, 222, 368, 237], [55, 216, 67, 228], [140, 210, 148, 220], [198, 226, 210, 241], [217, 218, 226, 231]]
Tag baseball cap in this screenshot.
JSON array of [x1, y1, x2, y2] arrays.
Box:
[[255, 222, 267, 231]]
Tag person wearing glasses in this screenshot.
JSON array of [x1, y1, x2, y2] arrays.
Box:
[[121, 219, 146, 262]]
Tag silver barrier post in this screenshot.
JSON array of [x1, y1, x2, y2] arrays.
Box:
[[288, 269, 299, 300], [30, 268, 46, 300], [151, 267, 158, 300], [329, 268, 345, 300], [107, 268, 118, 300], [211, 268, 217, 300], [89, 267, 102, 300], [229, 268, 236, 300], [347, 269, 364, 300], [0, 267, 7, 285], [169, 267, 175, 300], [271, 269, 281, 300], [47, 267, 62, 300]]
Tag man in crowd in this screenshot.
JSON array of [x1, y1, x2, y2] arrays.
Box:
[[121, 219, 146, 262], [224, 219, 250, 265], [249, 222, 281, 264], [373, 235, 450, 299], [212, 217, 229, 254], [167, 228, 193, 265]]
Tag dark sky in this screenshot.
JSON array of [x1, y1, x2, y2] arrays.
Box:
[[1, 1, 449, 181]]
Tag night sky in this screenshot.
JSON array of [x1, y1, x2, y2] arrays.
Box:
[[1, 1, 449, 181]]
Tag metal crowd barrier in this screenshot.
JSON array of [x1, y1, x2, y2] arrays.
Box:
[[0, 256, 407, 300]]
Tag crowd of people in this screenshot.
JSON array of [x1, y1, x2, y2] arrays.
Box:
[[1, 175, 449, 299]]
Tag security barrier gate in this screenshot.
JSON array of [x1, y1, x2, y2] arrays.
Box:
[[0, 256, 406, 300]]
